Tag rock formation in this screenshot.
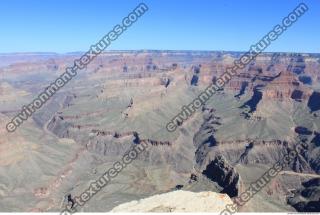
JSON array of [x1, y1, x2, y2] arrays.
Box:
[[288, 178, 320, 212], [110, 190, 233, 212]]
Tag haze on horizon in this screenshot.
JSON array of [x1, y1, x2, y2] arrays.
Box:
[[0, 0, 319, 53]]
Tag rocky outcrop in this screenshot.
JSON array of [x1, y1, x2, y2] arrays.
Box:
[[110, 190, 233, 212], [190, 64, 201, 86], [307, 91, 320, 112], [202, 156, 240, 197], [291, 90, 304, 101], [294, 127, 313, 135], [90, 129, 172, 146], [240, 85, 263, 117], [287, 54, 306, 75], [234, 81, 249, 99], [288, 178, 320, 212], [47, 115, 73, 138], [160, 76, 171, 88], [308, 132, 320, 174], [311, 132, 320, 147], [193, 109, 240, 197], [263, 71, 310, 101], [238, 70, 314, 118], [190, 74, 199, 86], [299, 75, 312, 85]]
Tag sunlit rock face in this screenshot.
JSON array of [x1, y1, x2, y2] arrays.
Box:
[[110, 190, 233, 212]]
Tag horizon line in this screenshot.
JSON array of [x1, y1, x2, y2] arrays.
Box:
[[0, 49, 319, 55]]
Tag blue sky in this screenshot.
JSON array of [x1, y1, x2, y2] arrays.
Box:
[[0, 0, 319, 53]]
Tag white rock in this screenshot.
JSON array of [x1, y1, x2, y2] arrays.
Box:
[[111, 190, 233, 212]]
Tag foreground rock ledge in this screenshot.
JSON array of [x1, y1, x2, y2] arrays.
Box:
[[110, 190, 233, 212]]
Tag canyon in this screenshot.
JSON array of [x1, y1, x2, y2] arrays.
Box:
[[0, 51, 319, 212]]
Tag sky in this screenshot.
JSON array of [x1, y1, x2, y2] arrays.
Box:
[[0, 0, 319, 53]]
